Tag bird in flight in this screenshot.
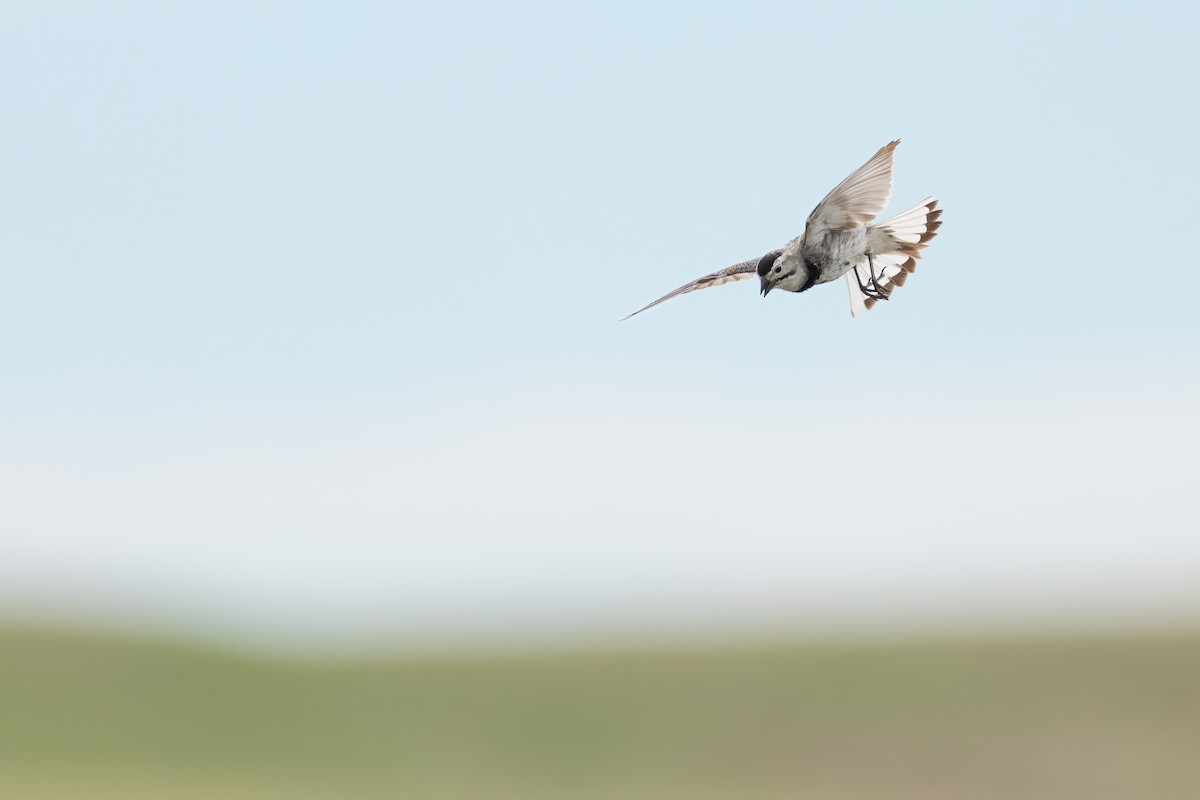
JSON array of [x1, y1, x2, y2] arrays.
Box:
[[624, 140, 942, 319]]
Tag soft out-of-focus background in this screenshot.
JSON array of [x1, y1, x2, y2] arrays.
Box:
[[3, 2, 1199, 798]]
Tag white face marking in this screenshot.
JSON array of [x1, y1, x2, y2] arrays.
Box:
[[769, 252, 807, 293]]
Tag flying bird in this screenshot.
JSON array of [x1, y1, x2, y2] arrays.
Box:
[[624, 140, 942, 319]]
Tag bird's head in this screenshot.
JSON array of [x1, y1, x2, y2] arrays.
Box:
[[758, 250, 807, 296], [757, 251, 785, 296]]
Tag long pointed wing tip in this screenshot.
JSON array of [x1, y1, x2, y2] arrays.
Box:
[[621, 302, 658, 320], [877, 139, 901, 159], [622, 256, 763, 321], [621, 300, 665, 320]]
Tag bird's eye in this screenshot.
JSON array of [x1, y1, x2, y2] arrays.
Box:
[[774, 266, 782, 274]]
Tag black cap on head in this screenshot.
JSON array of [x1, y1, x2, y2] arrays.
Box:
[[756, 251, 781, 278]]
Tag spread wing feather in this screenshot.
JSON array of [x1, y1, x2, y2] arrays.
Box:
[[805, 140, 899, 240], [623, 251, 781, 319]]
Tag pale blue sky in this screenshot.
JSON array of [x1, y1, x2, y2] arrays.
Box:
[[2, 2, 1198, 651]]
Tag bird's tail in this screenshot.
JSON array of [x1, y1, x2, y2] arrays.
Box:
[[851, 197, 943, 314], [871, 196, 942, 264]]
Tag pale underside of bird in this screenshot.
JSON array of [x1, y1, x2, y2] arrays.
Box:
[[624, 140, 942, 319]]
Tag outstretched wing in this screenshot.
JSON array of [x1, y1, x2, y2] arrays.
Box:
[[804, 140, 899, 242], [623, 252, 780, 319]]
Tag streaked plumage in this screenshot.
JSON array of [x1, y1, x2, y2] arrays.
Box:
[[624, 140, 942, 319]]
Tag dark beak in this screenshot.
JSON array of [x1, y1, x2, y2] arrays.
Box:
[[760, 279, 772, 297]]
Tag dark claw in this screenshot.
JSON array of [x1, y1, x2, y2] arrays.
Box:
[[854, 263, 890, 301]]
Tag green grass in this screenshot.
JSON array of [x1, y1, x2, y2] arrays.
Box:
[[2, 627, 1199, 799]]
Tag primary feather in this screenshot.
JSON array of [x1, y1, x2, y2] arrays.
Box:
[[622, 253, 779, 319]]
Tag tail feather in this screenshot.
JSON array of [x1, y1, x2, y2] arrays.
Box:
[[848, 197, 942, 316]]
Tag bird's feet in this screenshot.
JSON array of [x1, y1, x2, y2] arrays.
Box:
[[854, 264, 891, 301]]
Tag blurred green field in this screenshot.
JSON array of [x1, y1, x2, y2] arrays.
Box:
[[2, 627, 1198, 799]]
